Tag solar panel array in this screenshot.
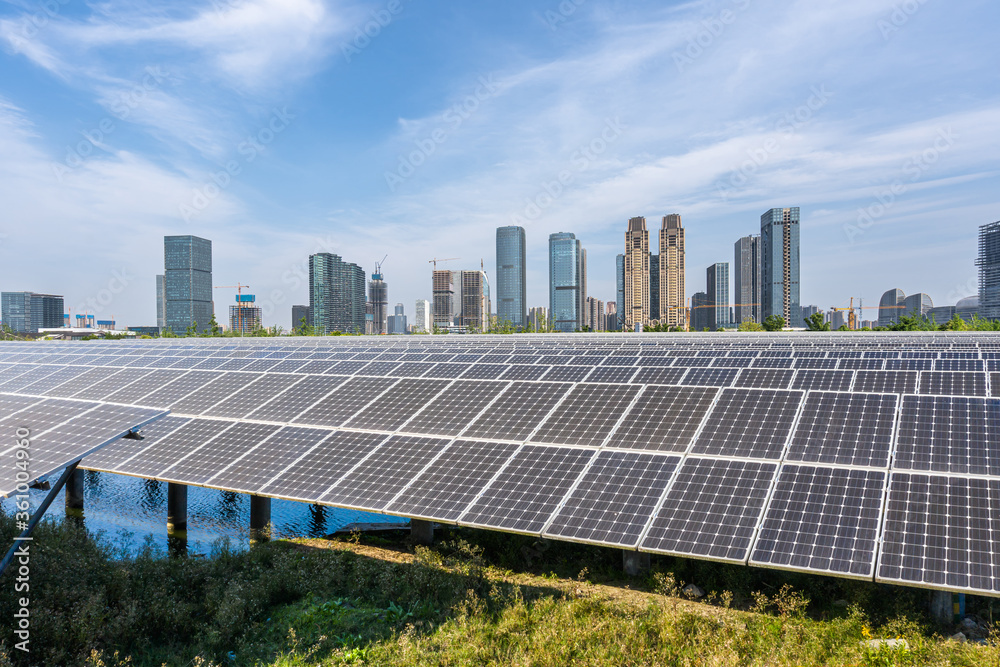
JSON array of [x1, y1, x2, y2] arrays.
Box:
[[1, 333, 999, 597]]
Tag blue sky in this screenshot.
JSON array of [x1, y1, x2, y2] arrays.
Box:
[[0, 0, 997, 327]]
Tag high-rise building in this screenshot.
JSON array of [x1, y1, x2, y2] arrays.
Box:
[[624, 217, 649, 328], [457, 270, 490, 331], [368, 265, 388, 335], [529, 306, 548, 331], [496, 226, 527, 328], [432, 270, 454, 328], [648, 253, 660, 322], [155, 275, 166, 330], [878, 289, 905, 327], [229, 294, 262, 334], [291, 304, 310, 331], [706, 263, 730, 330], [904, 293, 933, 318], [585, 297, 605, 331], [800, 304, 820, 324], [690, 291, 710, 331], [978, 221, 1000, 319], [549, 232, 584, 332], [659, 214, 686, 328], [615, 254, 625, 330], [414, 299, 431, 333], [164, 235, 213, 334], [829, 310, 846, 329], [308, 252, 366, 334], [605, 302, 618, 333], [734, 235, 760, 325], [387, 303, 407, 334], [928, 306, 956, 325], [1, 292, 64, 334], [579, 248, 588, 329], [760, 208, 800, 325]]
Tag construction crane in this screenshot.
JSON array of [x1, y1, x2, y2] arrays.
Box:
[[215, 283, 250, 336], [830, 297, 858, 330], [428, 257, 460, 270]]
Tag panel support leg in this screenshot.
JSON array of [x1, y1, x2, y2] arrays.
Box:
[[623, 550, 650, 577], [0, 462, 79, 578], [65, 467, 85, 514], [929, 590, 953, 625], [167, 483, 188, 556], [410, 519, 434, 545], [250, 495, 271, 542]]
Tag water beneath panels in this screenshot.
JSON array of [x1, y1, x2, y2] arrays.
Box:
[[0, 470, 408, 555]]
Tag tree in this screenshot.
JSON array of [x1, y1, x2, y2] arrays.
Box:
[[940, 314, 969, 331], [207, 313, 222, 337], [738, 320, 765, 332], [803, 312, 830, 331], [292, 316, 316, 337], [888, 314, 936, 331], [762, 315, 786, 331], [185, 321, 198, 337]]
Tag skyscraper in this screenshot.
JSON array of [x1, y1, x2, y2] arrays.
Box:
[[496, 226, 527, 327], [164, 235, 213, 334], [904, 293, 933, 318], [624, 217, 649, 328], [155, 275, 166, 330], [760, 208, 800, 325], [308, 252, 366, 334], [878, 289, 905, 327], [549, 232, 584, 332], [659, 214, 686, 328], [368, 265, 388, 335], [648, 253, 660, 322], [432, 270, 454, 327], [690, 291, 710, 331], [706, 263, 730, 330], [414, 299, 431, 333], [734, 235, 760, 325], [978, 220, 1000, 320], [387, 303, 407, 334], [615, 254, 625, 331], [291, 304, 310, 330], [1, 292, 64, 333]]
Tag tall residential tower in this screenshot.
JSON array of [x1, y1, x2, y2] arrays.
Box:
[[624, 216, 649, 328], [760, 207, 800, 325], [659, 214, 686, 328], [308, 252, 366, 334], [734, 235, 760, 325]]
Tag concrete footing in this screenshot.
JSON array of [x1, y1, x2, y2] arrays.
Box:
[[250, 495, 271, 541], [65, 467, 85, 513], [167, 482, 188, 534], [623, 550, 650, 576], [410, 519, 434, 545]]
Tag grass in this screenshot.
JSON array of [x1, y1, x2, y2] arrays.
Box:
[[0, 514, 998, 666]]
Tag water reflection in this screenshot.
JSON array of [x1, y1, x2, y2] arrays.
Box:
[[1, 470, 407, 555]]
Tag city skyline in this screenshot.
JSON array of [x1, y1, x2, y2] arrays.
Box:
[[0, 1, 997, 327]]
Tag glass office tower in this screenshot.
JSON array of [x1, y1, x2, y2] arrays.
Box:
[[549, 232, 583, 332], [164, 235, 213, 333], [309, 252, 366, 334], [496, 226, 527, 328]]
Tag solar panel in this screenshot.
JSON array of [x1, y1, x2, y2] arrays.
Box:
[[785, 392, 898, 467], [631, 367, 687, 385], [422, 363, 472, 379], [460, 445, 594, 534], [102, 369, 188, 404], [321, 435, 451, 511], [15, 366, 91, 394], [108, 418, 234, 478], [878, 473, 1000, 594], [207, 426, 337, 494], [499, 365, 551, 381], [893, 395, 1000, 475], [202, 374, 305, 418], [137, 370, 221, 407], [463, 382, 572, 441], [853, 370, 917, 394], [401, 380, 509, 436], [293, 376, 398, 427], [641, 458, 776, 562], [681, 367, 739, 387], [691, 389, 802, 459], [0, 366, 66, 393], [750, 465, 885, 578], [387, 440, 520, 521], [734, 368, 794, 389], [540, 366, 593, 382], [586, 366, 638, 383], [83, 415, 192, 470], [169, 372, 263, 414], [158, 422, 283, 485], [40, 367, 122, 397], [344, 378, 450, 431], [606, 386, 717, 452], [918, 371, 988, 397], [792, 369, 853, 392], [529, 383, 641, 447], [545, 450, 679, 547]]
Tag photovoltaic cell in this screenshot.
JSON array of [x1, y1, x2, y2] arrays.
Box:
[[641, 458, 776, 562], [460, 364, 508, 380], [853, 370, 917, 395], [110, 418, 234, 478], [344, 378, 450, 431], [893, 395, 1000, 475], [83, 415, 192, 471], [734, 368, 794, 389], [422, 363, 472, 379], [258, 430, 386, 501], [245, 375, 348, 422], [918, 371, 988, 397], [691, 389, 802, 459], [586, 366, 638, 383], [545, 450, 679, 547], [137, 370, 221, 408], [530, 383, 641, 447], [751, 465, 885, 578], [792, 369, 853, 392], [541, 366, 593, 382], [103, 369, 188, 404], [169, 372, 263, 414], [387, 440, 520, 521], [631, 367, 687, 385], [463, 382, 573, 442], [402, 380, 508, 436], [293, 376, 398, 427], [681, 367, 739, 387], [321, 435, 450, 511], [15, 366, 90, 394], [499, 365, 550, 381], [793, 358, 839, 370], [878, 473, 1000, 594], [607, 386, 717, 452], [786, 392, 898, 467], [38, 367, 123, 397], [460, 445, 594, 534]]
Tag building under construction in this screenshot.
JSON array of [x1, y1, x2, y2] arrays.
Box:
[[432, 269, 490, 331], [229, 294, 261, 334], [368, 261, 388, 335]]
